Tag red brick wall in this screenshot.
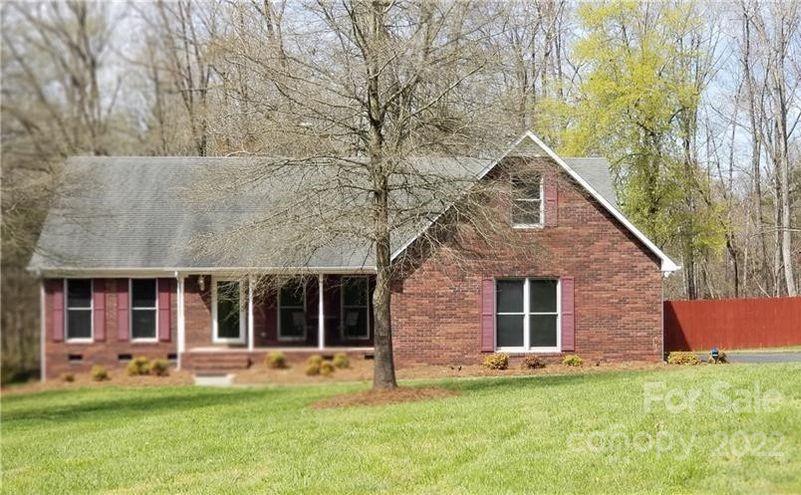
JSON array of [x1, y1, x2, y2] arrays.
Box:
[[184, 275, 215, 348], [43, 278, 177, 379], [390, 156, 664, 366]]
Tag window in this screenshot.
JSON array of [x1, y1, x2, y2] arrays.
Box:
[[278, 279, 306, 341], [213, 279, 246, 343], [341, 277, 370, 339], [496, 278, 559, 352], [131, 279, 158, 341], [66, 279, 92, 341], [511, 174, 543, 226]]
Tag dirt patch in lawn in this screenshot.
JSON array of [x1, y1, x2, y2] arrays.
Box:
[[311, 386, 459, 409]]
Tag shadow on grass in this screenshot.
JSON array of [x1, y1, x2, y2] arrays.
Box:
[[2, 387, 273, 423]]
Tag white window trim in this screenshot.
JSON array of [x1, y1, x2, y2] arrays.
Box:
[[340, 276, 370, 340], [211, 277, 247, 344], [65, 279, 93, 343], [129, 278, 159, 343], [511, 175, 544, 229], [496, 278, 561, 353], [277, 279, 307, 342]]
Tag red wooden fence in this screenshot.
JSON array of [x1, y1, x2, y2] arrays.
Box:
[[664, 296, 801, 351]]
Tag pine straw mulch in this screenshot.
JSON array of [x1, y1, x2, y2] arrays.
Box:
[[2, 369, 194, 396], [311, 386, 459, 409]]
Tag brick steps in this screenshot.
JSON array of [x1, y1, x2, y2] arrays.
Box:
[[184, 353, 253, 373]]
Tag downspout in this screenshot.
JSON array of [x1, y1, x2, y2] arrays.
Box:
[[38, 271, 45, 382]]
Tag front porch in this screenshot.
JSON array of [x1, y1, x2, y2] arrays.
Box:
[[177, 273, 376, 371]]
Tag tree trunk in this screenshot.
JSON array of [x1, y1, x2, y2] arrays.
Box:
[[371, 214, 397, 390]]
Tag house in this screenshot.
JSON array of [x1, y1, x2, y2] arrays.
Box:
[[29, 132, 679, 379]]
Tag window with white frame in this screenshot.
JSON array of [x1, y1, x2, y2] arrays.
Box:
[[131, 279, 158, 341], [213, 279, 246, 343], [511, 174, 543, 226], [496, 279, 559, 351], [66, 279, 92, 341], [341, 276, 369, 339], [278, 279, 306, 340]]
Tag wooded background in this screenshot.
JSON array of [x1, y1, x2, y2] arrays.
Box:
[[2, 0, 799, 381]]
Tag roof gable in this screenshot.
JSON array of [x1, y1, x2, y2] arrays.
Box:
[[499, 132, 679, 273]]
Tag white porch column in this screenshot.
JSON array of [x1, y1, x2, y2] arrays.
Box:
[[248, 275, 255, 352], [40, 279, 46, 382], [176, 274, 186, 370], [318, 274, 325, 350]]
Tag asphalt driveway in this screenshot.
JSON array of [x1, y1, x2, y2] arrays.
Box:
[[726, 352, 801, 363], [696, 351, 801, 363]]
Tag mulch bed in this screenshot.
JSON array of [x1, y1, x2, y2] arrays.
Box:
[[311, 386, 459, 409]]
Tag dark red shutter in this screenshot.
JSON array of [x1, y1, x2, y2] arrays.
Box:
[[481, 278, 495, 352], [544, 176, 557, 227], [50, 279, 65, 342], [157, 278, 172, 342], [93, 279, 106, 341], [561, 276, 575, 351], [117, 278, 129, 341]]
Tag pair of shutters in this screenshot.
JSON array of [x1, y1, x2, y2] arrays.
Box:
[[480, 276, 575, 352], [49, 278, 172, 342]]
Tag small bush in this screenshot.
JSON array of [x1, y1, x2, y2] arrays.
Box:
[[266, 351, 288, 369], [62, 373, 75, 382], [126, 356, 151, 376], [482, 353, 509, 370], [307, 355, 324, 366], [520, 355, 546, 370], [150, 359, 170, 377], [562, 355, 584, 367], [305, 362, 321, 376], [91, 365, 109, 381], [667, 351, 701, 366], [320, 361, 335, 376], [332, 353, 350, 369]]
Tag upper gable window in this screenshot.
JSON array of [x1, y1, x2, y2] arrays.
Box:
[[511, 174, 543, 227]]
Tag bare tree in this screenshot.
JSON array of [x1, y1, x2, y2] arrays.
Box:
[[189, 0, 508, 390]]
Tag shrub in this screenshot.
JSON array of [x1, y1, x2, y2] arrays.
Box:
[[305, 362, 321, 376], [306, 355, 324, 376], [520, 355, 546, 370], [332, 353, 350, 369], [667, 351, 701, 366], [320, 361, 335, 376], [91, 365, 109, 381], [126, 356, 151, 376], [62, 373, 75, 382], [562, 355, 584, 367], [482, 353, 509, 370], [150, 359, 170, 377], [266, 351, 288, 369]]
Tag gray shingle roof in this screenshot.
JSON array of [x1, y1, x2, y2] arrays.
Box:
[[28, 155, 618, 272]]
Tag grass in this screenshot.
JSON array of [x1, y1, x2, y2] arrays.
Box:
[[2, 364, 800, 494]]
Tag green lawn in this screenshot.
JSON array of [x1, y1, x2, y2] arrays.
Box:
[[2, 365, 800, 494]]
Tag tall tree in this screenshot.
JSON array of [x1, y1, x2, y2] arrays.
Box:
[[561, 0, 726, 299], [192, 0, 503, 389]]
